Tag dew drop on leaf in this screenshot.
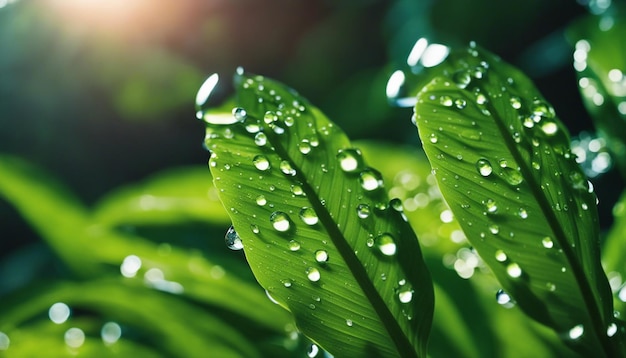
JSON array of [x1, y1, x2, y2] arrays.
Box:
[[337, 148, 364, 173], [542, 237, 554, 249], [518, 208, 528, 219], [476, 158, 493, 176], [506, 262, 522, 278], [288, 240, 301, 252], [356, 204, 371, 219], [440, 95, 453, 107], [360, 169, 384, 191], [250, 224, 260, 234], [306, 267, 321, 282], [501, 167, 523, 185], [375, 233, 397, 256], [398, 289, 414, 303], [254, 132, 267, 146], [483, 199, 498, 213], [263, 111, 278, 124], [256, 195, 267, 206], [607, 322, 618, 337], [279, 160, 296, 176], [299, 139, 312, 154], [225, 226, 243, 250], [315, 250, 329, 263], [253, 155, 271, 171], [509, 96, 522, 109], [429, 133, 438, 143], [291, 184, 304, 196], [307, 344, 320, 357], [299, 207, 319, 225], [489, 224, 500, 235], [270, 211, 291, 232], [541, 121, 559, 136], [346, 319, 353, 327], [495, 249, 507, 262], [496, 289, 513, 306]]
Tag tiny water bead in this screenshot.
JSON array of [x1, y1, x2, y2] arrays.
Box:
[[232, 107, 247, 121], [483, 199, 498, 213], [306, 267, 321, 282], [290, 184, 304, 196], [253, 155, 271, 171], [360, 169, 384, 191], [270, 211, 291, 232], [315, 250, 329, 263], [518, 208, 528, 219], [429, 133, 438, 143], [476, 158, 493, 176], [496, 289, 512, 305], [299, 139, 312, 154], [346, 319, 353, 327], [225, 226, 244, 250], [337, 148, 364, 173], [495, 250, 507, 262], [256, 195, 267, 206], [250, 224, 260, 234], [375, 233, 397, 256], [440, 95, 453, 106], [607, 322, 618, 337], [509, 96, 522, 109], [299, 207, 319, 225], [288, 240, 301, 251], [356, 203, 371, 219], [263, 111, 278, 124]]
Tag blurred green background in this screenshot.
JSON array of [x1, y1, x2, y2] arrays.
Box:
[[1, 0, 624, 356]]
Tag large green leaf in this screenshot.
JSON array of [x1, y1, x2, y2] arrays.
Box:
[[603, 190, 626, 317], [412, 44, 624, 356], [567, 7, 626, 177], [200, 72, 434, 357]]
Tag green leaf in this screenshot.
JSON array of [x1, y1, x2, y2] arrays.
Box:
[[93, 166, 230, 228], [567, 8, 626, 177], [413, 44, 623, 356], [603, 190, 626, 317], [200, 73, 434, 357]]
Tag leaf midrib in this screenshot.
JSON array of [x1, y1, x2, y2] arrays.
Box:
[[267, 128, 419, 358]]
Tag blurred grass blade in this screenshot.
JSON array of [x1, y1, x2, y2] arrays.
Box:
[[201, 72, 434, 357], [93, 166, 230, 227], [602, 190, 626, 318], [0, 280, 261, 358], [413, 44, 622, 356], [566, 7, 626, 177]]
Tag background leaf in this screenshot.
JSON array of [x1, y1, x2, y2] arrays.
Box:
[[412, 44, 623, 356], [201, 73, 434, 357]]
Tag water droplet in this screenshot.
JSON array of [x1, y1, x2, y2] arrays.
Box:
[[253, 155, 271, 171], [542, 237, 554, 248], [496, 289, 513, 305], [49, 302, 71, 324], [195, 74, 238, 124], [360, 169, 384, 191], [429, 133, 438, 143], [518, 208, 528, 219], [346, 319, 353, 327], [476, 158, 493, 176], [280, 160, 296, 176], [506, 262, 522, 278], [306, 267, 321, 282], [288, 240, 301, 251], [455, 98, 467, 109], [375, 233, 397, 256], [581, 203, 589, 210], [440, 95, 453, 106], [489, 224, 500, 235], [299, 207, 319, 225], [254, 132, 267, 146], [64, 327, 85, 348], [256, 195, 267, 206], [476, 92, 487, 105], [337, 148, 364, 173], [398, 289, 414, 303], [546, 282, 556, 291], [308, 344, 320, 357], [483, 199, 498, 213], [356, 203, 371, 219], [263, 111, 278, 124], [315, 250, 329, 263], [120, 255, 142, 278], [270, 211, 291, 232], [495, 250, 507, 262], [299, 139, 312, 154], [541, 121, 558, 136], [607, 322, 618, 337], [283, 280, 292, 288], [250, 224, 260, 234], [453, 70, 471, 88], [568, 324, 584, 340], [0, 332, 10, 351], [232, 107, 247, 120], [509, 96, 522, 109], [225, 226, 243, 250], [101, 322, 122, 344]]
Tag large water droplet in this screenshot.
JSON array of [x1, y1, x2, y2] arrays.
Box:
[[253, 155, 271, 171], [607, 322, 618, 337], [299, 139, 312, 154], [306, 267, 321, 282], [360, 169, 384, 191], [496, 289, 512, 305], [256, 195, 267, 206], [509, 96, 522, 109], [542, 237, 554, 248], [476, 158, 493, 176], [263, 111, 278, 124], [315, 250, 329, 263], [196, 74, 239, 125], [225, 226, 243, 250], [346, 319, 353, 327], [375, 233, 397, 256], [398, 289, 414, 303], [495, 250, 507, 262], [299, 207, 319, 225], [288, 240, 301, 251], [232, 107, 247, 121], [270, 211, 291, 232], [541, 121, 559, 136], [337, 148, 364, 173], [501, 166, 524, 185], [290, 184, 304, 196], [254, 132, 267, 146], [356, 203, 371, 219]]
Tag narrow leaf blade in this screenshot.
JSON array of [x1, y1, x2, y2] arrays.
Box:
[[413, 44, 619, 356], [201, 73, 434, 357]]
